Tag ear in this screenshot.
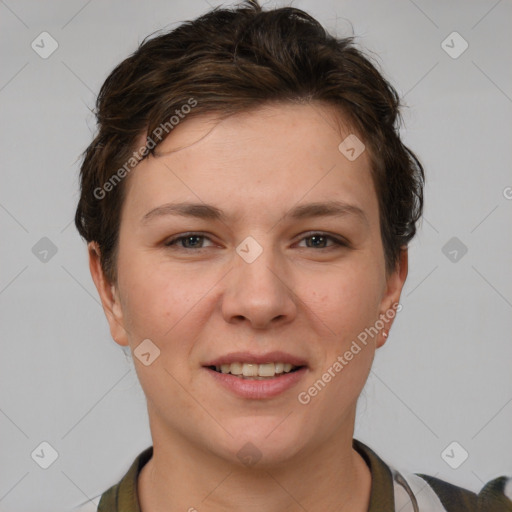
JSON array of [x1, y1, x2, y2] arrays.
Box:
[[88, 241, 129, 347], [376, 247, 408, 348]]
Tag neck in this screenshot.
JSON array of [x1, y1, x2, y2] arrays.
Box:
[[138, 411, 371, 512]]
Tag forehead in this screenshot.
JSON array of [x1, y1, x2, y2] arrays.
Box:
[[153, 102, 359, 162], [122, 102, 378, 226]]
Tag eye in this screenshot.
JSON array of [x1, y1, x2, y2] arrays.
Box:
[[297, 232, 348, 249], [164, 233, 214, 249], [163, 232, 348, 251]]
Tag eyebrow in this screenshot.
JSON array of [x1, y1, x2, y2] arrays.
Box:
[[285, 201, 367, 224], [141, 200, 367, 225]]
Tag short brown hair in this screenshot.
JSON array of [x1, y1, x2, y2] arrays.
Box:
[[75, 0, 424, 283]]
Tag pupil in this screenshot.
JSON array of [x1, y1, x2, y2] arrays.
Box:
[[184, 236, 201, 248], [308, 235, 326, 248]]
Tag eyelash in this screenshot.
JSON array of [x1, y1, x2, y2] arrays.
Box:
[[164, 232, 348, 250]]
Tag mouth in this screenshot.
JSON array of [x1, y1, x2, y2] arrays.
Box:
[[202, 352, 308, 399], [207, 362, 304, 380]]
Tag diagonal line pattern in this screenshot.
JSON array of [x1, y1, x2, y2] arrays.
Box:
[[0, 265, 28, 296], [0, 62, 29, 93], [265, 410, 294, 439], [61, 265, 102, 308], [0, 0, 29, 28], [407, 0, 439, 28], [471, 265, 512, 308], [61, 470, 96, 504], [61, 0, 93, 29], [200, 470, 233, 503], [471, 470, 485, 484], [201, 471, 233, 503], [472, 61, 512, 103], [61, 265, 135, 341], [405, 265, 438, 297], [0, 471, 29, 502], [0, 265, 28, 295], [61, 61, 96, 95], [0, 203, 29, 232], [61, 369, 131, 439], [422, 217, 439, 234], [471, 0, 503, 29], [403, 62, 439, 98], [60, 218, 75, 233], [0, 2, 508, 509], [472, 395, 512, 439], [264, 471, 310, 511], [371, 371, 439, 438], [0, 408, 29, 438], [470, 205, 499, 233]]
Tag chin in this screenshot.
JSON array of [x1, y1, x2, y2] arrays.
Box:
[[214, 417, 307, 468]]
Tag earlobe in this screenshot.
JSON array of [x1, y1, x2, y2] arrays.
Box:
[[87, 242, 129, 346], [376, 329, 389, 349]]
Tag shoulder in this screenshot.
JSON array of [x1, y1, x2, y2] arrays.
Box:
[[391, 465, 512, 511], [354, 439, 512, 511], [396, 471, 478, 511], [72, 446, 153, 512], [478, 475, 512, 511], [73, 499, 101, 512], [72, 442, 512, 512]]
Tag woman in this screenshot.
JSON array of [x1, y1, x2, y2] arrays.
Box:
[[74, 1, 511, 510]]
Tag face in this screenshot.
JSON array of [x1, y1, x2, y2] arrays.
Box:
[[90, 102, 407, 466]]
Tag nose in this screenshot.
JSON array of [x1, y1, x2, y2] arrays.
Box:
[[221, 243, 298, 329]]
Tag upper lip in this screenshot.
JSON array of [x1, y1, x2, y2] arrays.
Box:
[[203, 351, 308, 367]]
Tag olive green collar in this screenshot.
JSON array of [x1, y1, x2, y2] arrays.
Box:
[[98, 439, 394, 511]]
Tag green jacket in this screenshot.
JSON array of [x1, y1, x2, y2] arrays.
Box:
[[74, 439, 512, 511]]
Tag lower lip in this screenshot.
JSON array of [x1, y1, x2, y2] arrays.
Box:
[[204, 367, 308, 399]]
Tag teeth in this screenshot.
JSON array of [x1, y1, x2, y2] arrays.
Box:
[[214, 362, 299, 378], [242, 363, 259, 377], [258, 363, 275, 377]]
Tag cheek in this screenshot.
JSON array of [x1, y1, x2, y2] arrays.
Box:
[[295, 265, 382, 419], [117, 252, 198, 339], [299, 260, 384, 342], [117, 250, 227, 366], [117, 259, 210, 399]]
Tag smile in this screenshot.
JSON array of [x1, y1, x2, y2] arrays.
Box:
[[210, 362, 300, 379], [202, 351, 309, 399]]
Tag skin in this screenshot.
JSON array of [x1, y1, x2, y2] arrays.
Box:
[[89, 102, 408, 512]]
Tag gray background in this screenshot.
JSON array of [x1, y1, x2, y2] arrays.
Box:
[[0, 0, 511, 511]]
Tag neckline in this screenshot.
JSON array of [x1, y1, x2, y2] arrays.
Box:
[[103, 439, 394, 512]]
